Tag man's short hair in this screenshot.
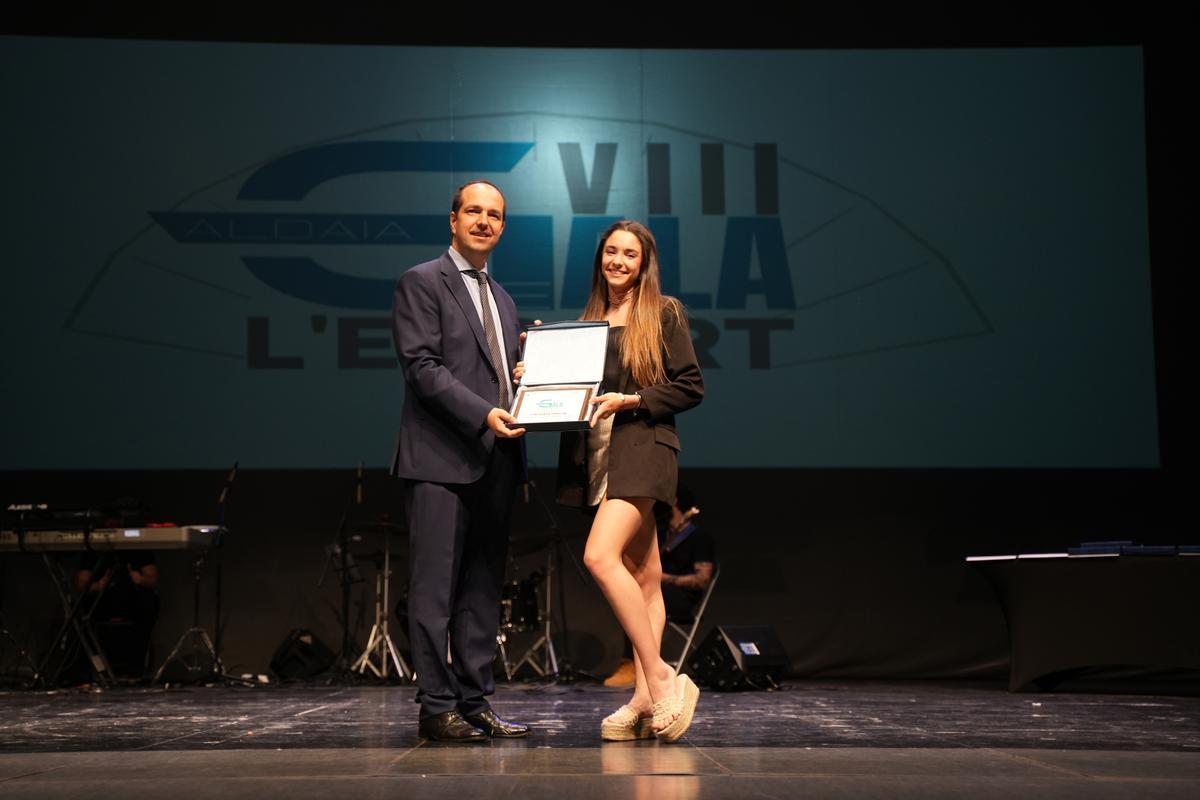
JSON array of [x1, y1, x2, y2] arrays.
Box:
[[451, 180, 506, 221]]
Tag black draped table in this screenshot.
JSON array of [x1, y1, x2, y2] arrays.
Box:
[[969, 553, 1200, 691]]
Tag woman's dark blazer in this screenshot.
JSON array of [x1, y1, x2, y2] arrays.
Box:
[[556, 303, 704, 507]]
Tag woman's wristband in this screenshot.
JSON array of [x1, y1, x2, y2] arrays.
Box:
[[616, 392, 643, 410]]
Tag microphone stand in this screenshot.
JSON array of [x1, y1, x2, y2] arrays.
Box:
[[154, 462, 252, 686]]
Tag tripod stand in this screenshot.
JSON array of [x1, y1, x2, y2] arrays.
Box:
[[351, 525, 409, 680], [153, 551, 222, 684], [153, 463, 248, 685], [0, 620, 37, 689], [507, 538, 559, 677]]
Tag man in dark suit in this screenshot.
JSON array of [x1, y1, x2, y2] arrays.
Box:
[[391, 180, 530, 742]]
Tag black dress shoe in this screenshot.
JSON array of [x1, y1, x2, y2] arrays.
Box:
[[418, 711, 488, 743], [463, 709, 531, 738]]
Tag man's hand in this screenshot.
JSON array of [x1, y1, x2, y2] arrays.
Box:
[[487, 407, 526, 438], [90, 569, 112, 593], [662, 562, 714, 591]]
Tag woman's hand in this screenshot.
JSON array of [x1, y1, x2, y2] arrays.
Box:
[[518, 319, 543, 344], [589, 392, 638, 428], [514, 319, 541, 385]]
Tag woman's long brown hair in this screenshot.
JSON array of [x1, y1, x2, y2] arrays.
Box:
[[581, 220, 683, 387]]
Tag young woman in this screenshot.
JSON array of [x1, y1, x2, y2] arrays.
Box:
[[553, 219, 704, 741]]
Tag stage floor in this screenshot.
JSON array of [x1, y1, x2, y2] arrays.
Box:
[[1, 681, 1198, 798]]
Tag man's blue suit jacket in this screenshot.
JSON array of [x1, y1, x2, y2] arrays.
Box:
[[389, 251, 524, 485]]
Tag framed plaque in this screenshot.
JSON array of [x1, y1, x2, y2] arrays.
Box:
[[510, 321, 609, 431]]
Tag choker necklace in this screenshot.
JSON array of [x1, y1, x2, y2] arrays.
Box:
[[608, 288, 634, 308]]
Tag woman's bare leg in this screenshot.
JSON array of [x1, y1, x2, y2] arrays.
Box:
[[585, 496, 676, 708], [625, 513, 665, 715]]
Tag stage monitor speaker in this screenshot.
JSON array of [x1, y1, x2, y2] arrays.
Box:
[[270, 629, 335, 680], [687, 625, 787, 691]]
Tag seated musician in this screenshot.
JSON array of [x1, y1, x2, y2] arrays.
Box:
[[658, 485, 715, 624], [74, 553, 160, 680]]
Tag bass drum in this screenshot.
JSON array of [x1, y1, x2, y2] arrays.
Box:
[[499, 574, 541, 632]]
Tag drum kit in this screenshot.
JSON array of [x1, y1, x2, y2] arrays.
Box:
[[322, 465, 586, 684], [341, 519, 573, 682], [495, 532, 564, 680]]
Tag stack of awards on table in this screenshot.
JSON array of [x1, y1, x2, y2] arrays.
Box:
[[510, 320, 609, 431]]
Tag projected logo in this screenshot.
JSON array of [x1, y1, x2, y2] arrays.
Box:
[[65, 115, 991, 372]]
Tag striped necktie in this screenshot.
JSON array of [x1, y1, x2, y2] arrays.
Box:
[[464, 269, 510, 409]]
